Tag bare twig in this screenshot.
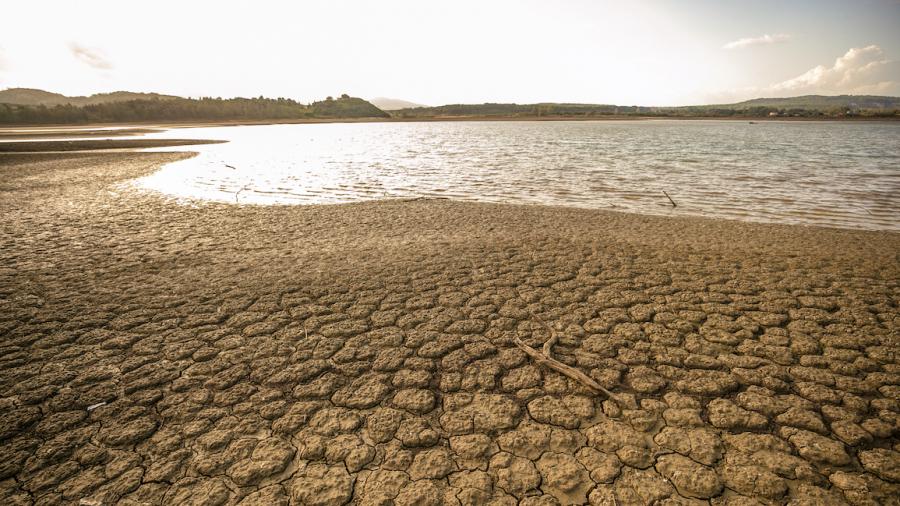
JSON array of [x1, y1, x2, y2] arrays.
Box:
[[663, 191, 677, 207], [234, 184, 252, 203], [528, 310, 559, 357], [515, 310, 623, 404], [225, 163, 249, 202]]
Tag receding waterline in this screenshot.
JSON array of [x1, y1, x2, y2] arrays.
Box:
[[132, 120, 900, 231]]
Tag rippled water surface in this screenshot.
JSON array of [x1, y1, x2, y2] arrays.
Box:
[[135, 120, 900, 230]]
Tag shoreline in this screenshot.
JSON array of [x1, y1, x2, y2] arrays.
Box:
[[0, 138, 225, 152], [1, 150, 898, 504], [1, 113, 898, 130], [0, 127, 163, 140], [3, 136, 897, 234]]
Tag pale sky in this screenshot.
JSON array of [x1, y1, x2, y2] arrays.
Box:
[[2, 0, 899, 106]]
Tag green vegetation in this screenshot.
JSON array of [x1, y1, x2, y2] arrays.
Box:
[[393, 96, 900, 119], [311, 94, 389, 118], [0, 92, 388, 124], [0, 88, 179, 107], [1, 88, 896, 124], [393, 103, 648, 118], [666, 95, 900, 118], [726, 95, 900, 110]]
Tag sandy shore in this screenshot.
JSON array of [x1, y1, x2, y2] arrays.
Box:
[[0, 128, 164, 140], [0, 139, 224, 153], [1, 149, 898, 505]]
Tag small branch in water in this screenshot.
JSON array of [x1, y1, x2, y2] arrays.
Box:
[[234, 184, 250, 203], [663, 190, 677, 207], [225, 163, 247, 202]]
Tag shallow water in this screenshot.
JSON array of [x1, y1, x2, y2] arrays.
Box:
[[133, 120, 900, 231]]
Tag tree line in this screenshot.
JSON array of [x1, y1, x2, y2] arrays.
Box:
[[392, 103, 899, 119], [2, 96, 896, 124], [0, 95, 389, 124]]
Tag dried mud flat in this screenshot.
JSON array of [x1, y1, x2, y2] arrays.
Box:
[[1, 150, 899, 506]]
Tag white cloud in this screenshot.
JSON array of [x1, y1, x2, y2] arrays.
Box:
[[0, 46, 7, 71], [723, 33, 790, 50], [68, 42, 113, 70], [770, 45, 900, 95], [698, 45, 900, 103]]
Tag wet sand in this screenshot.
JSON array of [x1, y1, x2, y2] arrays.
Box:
[[0, 128, 163, 140], [1, 149, 899, 505], [0, 139, 224, 153]]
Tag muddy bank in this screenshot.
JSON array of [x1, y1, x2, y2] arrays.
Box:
[[0, 138, 223, 152], [0, 128, 163, 140], [0, 151, 898, 505]]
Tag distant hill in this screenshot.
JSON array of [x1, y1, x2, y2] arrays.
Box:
[[393, 95, 900, 119], [723, 95, 900, 110], [0, 88, 70, 106], [0, 87, 179, 106], [0, 92, 389, 124], [312, 95, 389, 118], [393, 102, 641, 118], [667, 95, 900, 118], [369, 97, 427, 111], [2, 90, 896, 124]]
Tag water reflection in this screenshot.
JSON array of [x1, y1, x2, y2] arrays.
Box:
[[133, 120, 900, 231]]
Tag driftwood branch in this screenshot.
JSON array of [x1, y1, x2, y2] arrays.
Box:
[[224, 164, 250, 203], [663, 190, 677, 207], [529, 310, 559, 357], [234, 184, 252, 203], [515, 310, 623, 404]]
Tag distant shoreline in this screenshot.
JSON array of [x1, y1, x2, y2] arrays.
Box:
[[1, 114, 898, 130]]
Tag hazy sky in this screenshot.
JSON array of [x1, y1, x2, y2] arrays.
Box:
[[2, 0, 899, 106]]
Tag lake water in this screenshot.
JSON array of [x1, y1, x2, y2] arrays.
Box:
[[133, 120, 900, 231]]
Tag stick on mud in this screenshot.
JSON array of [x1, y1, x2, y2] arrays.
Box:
[[516, 310, 625, 405]]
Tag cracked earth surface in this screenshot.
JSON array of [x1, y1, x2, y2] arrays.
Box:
[[1, 150, 899, 505]]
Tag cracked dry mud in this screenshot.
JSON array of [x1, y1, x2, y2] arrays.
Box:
[[1, 150, 899, 505]]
